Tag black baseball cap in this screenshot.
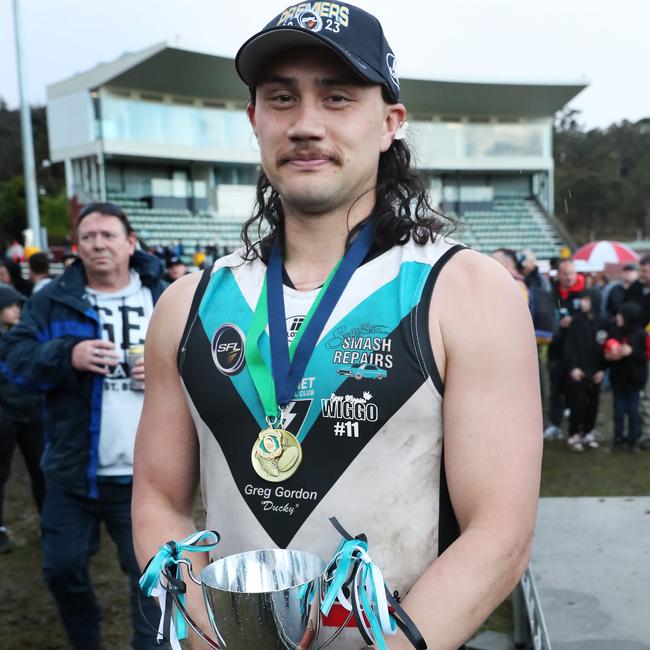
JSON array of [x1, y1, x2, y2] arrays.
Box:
[[166, 256, 184, 268], [236, 1, 400, 103], [0, 285, 26, 310]]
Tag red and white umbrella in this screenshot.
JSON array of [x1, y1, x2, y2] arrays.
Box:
[[573, 241, 639, 269]]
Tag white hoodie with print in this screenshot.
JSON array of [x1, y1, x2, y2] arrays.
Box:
[[85, 271, 154, 476]]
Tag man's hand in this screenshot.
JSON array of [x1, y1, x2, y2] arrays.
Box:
[[131, 357, 145, 384], [71, 339, 119, 374], [621, 343, 633, 357], [570, 367, 585, 381], [593, 371, 604, 384], [559, 316, 572, 328]]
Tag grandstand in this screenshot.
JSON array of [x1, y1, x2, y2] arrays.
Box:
[[106, 194, 244, 253], [452, 196, 566, 259], [45, 43, 586, 259]]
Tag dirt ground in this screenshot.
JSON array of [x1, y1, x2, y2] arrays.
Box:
[[0, 454, 140, 648], [1, 387, 648, 649]]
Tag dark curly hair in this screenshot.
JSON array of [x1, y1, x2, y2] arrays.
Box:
[[240, 133, 453, 260]]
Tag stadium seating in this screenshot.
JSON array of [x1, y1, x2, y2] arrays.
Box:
[[449, 196, 563, 258], [110, 194, 563, 262], [108, 194, 246, 258]]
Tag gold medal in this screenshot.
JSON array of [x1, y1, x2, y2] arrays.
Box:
[[251, 428, 302, 482]]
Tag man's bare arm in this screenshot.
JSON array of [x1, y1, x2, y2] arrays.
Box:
[[388, 250, 543, 649], [132, 271, 204, 570]]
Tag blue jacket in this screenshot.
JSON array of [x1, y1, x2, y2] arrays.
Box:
[[0, 250, 166, 497]]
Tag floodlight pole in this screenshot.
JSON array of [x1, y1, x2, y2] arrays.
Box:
[[12, 0, 42, 249]]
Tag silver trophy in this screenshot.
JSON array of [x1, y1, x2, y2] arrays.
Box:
[[178, 548, 330, 649]]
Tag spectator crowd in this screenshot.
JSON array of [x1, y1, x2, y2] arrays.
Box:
[[492, 248, 650, 453]]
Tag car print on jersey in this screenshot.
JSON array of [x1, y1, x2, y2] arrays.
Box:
[[336, 362, 388, 381]]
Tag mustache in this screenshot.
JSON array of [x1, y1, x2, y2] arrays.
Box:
[[277, 148, 342, 166]]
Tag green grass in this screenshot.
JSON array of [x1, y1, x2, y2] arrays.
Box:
[[542, 385, 650, 496], [541, 437, 650, 496]]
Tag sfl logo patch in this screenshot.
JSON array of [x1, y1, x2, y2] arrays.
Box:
[[212, 324, 246, 376]]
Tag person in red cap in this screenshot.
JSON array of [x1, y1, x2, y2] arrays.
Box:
[[132, 3, 542, 649], [544, 258, 585, 440]]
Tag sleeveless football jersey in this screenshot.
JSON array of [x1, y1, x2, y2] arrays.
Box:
[[179, 235, 465, 647]]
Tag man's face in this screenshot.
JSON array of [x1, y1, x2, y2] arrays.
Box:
[[77, 212, 135, 278], [247, 48, 405, 217], [640, 263, 650, 285], [0, 303, 20, 326], [168, 263, 187, 280], [0, 266, 10, 285], [622, 268, 639, 286], [557, 261, 576, 289]]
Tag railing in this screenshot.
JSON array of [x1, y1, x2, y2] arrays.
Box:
[[532, 196, 577, 251], [512, 566, 552, 650]]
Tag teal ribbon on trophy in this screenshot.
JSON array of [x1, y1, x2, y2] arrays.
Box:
[[322, 518, 427, 650], [322, 537, 397, 650], [140, 530, 220, 649]]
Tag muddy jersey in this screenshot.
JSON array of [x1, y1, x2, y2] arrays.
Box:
[[179, 236, 464, 641]]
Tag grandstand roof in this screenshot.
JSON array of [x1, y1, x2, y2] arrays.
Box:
[[400, 78, 586, 118], [47, 44, 586, 118]]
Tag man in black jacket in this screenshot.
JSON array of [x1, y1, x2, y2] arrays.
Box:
[[624, 254, 650, 448], [564, 289, 608, 451], [0, 285, 44, 553], [0, 203, 168, 650]]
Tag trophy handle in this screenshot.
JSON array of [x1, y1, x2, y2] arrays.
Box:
[[161, 563, 226, 649], [167, 587, 224, 649], [177, 557, 202, 586]]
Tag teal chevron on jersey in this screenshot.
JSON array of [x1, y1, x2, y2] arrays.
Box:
[[198, 267, 249, 332]]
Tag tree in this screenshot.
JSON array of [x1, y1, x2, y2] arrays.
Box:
[[0, 177, 71, 246], [554, 113, 650, 243], [0, 104, 64, 192], [40, 190, 71, 243], [0, 176, 27, 243]]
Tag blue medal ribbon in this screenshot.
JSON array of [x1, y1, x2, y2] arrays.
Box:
[[267, 219, 375, 408]]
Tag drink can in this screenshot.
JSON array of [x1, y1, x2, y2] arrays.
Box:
[[127, 344, 145, 391]]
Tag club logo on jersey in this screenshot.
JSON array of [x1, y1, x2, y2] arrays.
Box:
[[211, 324, 246, 376]]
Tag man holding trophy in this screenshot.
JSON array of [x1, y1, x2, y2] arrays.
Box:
[[132, 3, 542, 648]]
